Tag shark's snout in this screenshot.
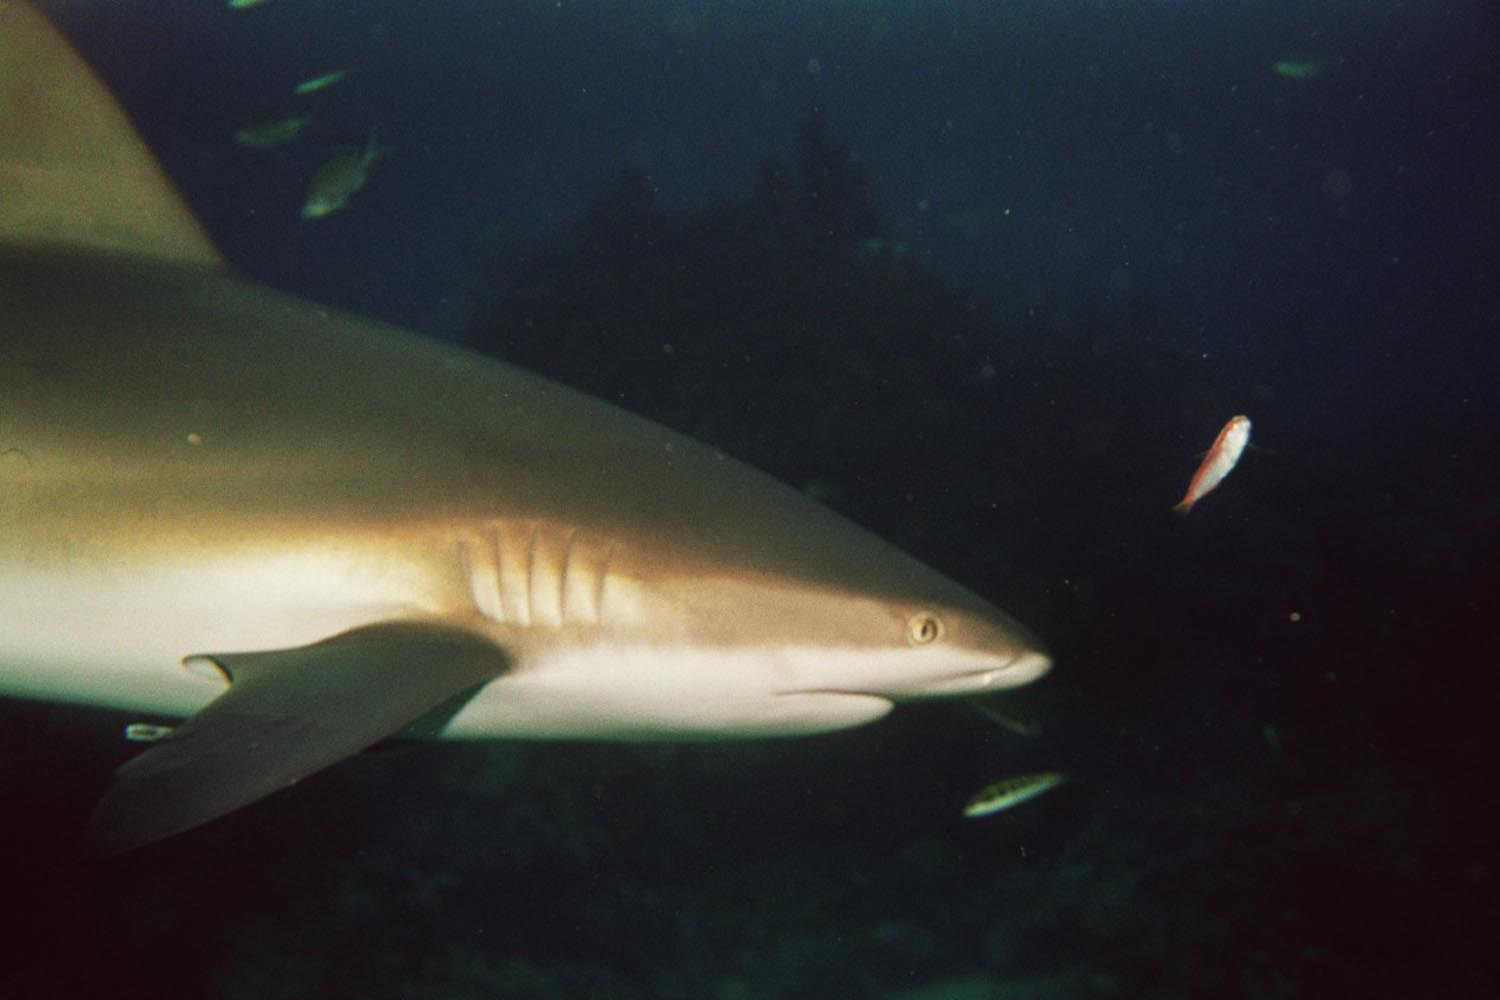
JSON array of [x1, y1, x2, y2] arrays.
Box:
[[997, 648, 1052, 686], [913, 647, 1051, 698]]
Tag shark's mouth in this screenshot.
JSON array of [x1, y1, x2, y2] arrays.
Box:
[[794, 648, 1053, 703], [913, 649, 1054, 698]]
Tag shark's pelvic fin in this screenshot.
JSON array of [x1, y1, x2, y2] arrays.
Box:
[[0, 0, 222, 265], [85, 623, 507, 854]]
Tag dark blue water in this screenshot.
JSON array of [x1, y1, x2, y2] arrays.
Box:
[[6, 1, 1497, 996]]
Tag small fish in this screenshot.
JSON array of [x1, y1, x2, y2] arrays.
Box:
[[294, 68, 351, 96], [1173, 414, 1251, 514], [962, 772, 1066, 818], [969, 694, 1043, 737], [1273, 49, 1334, 80], [301, 135, 383, 220], [123, 722, 175, 743], [234, 113, 310, 149]]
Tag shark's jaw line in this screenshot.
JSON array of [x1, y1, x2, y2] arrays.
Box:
[[778, 649, 1055, 702], [435, 642, 1048, 742], [435, 643, 907, 741]]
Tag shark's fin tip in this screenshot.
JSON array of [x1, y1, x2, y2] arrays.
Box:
[[0, 1, 223, 267]]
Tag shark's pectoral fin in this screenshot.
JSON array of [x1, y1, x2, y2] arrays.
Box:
[[85, 622, 506, 854]]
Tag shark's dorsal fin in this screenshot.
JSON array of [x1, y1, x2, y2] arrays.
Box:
[[0, 1, 222, 266]]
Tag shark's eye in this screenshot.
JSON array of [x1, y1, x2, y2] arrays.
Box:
[[908, 612, 943, 645]]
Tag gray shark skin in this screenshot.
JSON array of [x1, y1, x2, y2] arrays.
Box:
[[0, 1, 1050, 852]]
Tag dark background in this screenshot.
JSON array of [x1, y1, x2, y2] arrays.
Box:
[[5, 1, 1497, 996]]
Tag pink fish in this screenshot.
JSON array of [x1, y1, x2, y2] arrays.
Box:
[[1174, 415, 1251, 514]]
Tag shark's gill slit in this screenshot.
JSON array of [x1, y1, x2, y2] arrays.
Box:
[[498, 521, 516, 620], [559, 526, 577, 624], [525, 521, 540, 628], [473, 531, 504, 624], [596, 542, 615, 625]]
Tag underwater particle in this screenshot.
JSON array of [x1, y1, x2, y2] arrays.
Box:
[[185, 432, 204, 446], [962, 771, 1066, 818], [1273, 49, 1334, 80], [227, 0, 272, 8], [301, 135, 383, 220], [294, 68, 352, 96], [1288, 611, 1302, 622], [234, 113, 310, 149], [1173, 414, 1251, 514]]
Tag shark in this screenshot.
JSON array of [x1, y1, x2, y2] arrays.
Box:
[[0, 1, 1051, 852]]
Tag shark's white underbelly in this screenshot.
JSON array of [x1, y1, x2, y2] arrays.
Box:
[[0, 548, 438, 717], [440, 643, 896, 742]]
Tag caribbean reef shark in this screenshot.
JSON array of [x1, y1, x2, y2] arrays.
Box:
[[0, 1, 1050, 852]]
